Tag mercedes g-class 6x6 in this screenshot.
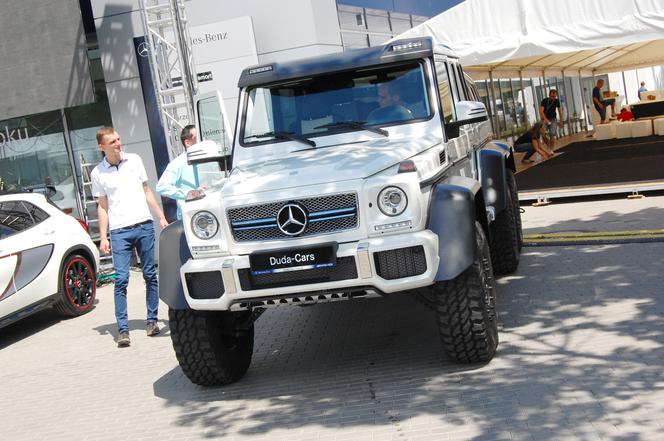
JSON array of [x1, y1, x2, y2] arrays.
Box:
[[159, 37, 522, 386]]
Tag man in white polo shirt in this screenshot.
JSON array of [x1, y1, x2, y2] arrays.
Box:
[[91, 127, 168, 347]]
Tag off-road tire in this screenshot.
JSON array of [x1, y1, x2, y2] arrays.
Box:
[[507, 169, 523, 250], [169, 308, 254, 386], [432, 222, 498, 363], [489, 173, 520, 274], [54, 253, 96, 317]]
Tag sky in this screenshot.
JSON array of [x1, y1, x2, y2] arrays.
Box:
[[337, 0, 464, 17]]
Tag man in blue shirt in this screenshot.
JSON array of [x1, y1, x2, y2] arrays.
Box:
[[592, 79, 616, 124], [638, 81, 648, 100], [157, 125, 202, 220]]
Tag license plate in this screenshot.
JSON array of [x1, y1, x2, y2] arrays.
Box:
[[249, 243, 337, 275]]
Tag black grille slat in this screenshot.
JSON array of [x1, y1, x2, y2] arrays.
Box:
[[238, 256, 357, 290], [228, 193, 358, 242], [185, 271, 225, 299], [374, 246, 427, 280]]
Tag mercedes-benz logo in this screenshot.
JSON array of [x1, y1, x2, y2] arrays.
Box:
[[277, 203, 308, 236], [137, 42, 149, 58]]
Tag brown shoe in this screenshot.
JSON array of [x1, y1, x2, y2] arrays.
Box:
[[117, 331, 131, 348], [146, 321, 160, 337]]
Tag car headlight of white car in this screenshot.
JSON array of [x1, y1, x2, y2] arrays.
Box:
[[377, 186, 408, 216], [191, 211, 219, 239]]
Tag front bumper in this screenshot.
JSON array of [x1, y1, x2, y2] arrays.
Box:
[[180, 230, 439, 310]]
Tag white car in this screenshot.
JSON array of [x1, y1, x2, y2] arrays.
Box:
[[0, 192, 99, 329]]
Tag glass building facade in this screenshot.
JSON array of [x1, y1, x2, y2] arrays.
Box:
[[0, 1, 112, 220]]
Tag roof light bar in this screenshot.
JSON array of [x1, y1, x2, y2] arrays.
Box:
[[248, 65, 273, 75], [391, 41, 424, 52]]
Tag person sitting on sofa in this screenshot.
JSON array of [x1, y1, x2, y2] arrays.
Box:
[[617, 108, 634, 122]]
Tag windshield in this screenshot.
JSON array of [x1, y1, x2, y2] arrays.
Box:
[[241, 61, 432, 145]]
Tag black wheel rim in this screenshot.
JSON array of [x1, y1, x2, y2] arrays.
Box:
[[65, 258, 95, 309]]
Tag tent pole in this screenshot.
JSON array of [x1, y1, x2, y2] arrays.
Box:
[[565, 74, 576, 134], [497, 76, 507, 136], [489, 70, 501, 138], [531, 77, 538, 124], [579, 70, 589, 132], [508, 78, 518, 136], [519, 70, 526, 127], [621, 71, 628, 105], [560, 72, 572, 136]]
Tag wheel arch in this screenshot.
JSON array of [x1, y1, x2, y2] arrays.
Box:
[[479, 142, 513, 216], [158, 221, 191, 310], [59, 245, 98, 277], [427, 175, 485, 282]]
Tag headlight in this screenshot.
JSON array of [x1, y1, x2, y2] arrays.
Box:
[[191, 211, 219, 239], [377, 186, 408, 216]]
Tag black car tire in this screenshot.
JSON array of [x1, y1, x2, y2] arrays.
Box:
[[432, 221, 499, 363], [169, 308, 254, 386], [507, 170, 523, 251], [489, 173, 520, 274]]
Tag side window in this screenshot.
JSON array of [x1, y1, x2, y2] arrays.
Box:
[[446, 63, 462, 104], [462, 70, 480, 101], [0, 200, 48, 239], [456, 65, 469, 100], [435, 60, 456, 123], [197, 96, 231, 154]]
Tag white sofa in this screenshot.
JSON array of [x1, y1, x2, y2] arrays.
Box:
[[653, 117, 664, 136]]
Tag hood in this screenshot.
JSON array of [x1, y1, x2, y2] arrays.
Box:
[[222, 135, 441, 195]]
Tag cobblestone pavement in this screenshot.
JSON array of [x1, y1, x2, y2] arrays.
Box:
[[1, 199, 664, 441]]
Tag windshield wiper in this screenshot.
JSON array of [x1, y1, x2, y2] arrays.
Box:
[[314, 121, 389, 137], [245, 131, 316, 147]]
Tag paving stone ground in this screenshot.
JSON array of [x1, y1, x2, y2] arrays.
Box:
[[1, 195, 663, 441]]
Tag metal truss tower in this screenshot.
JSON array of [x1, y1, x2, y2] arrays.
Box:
[[140, 0, 197, 158]]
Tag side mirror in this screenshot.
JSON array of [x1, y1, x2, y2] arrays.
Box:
[[445, 101, 489, 139], [187, 140, 232, 172], [455, 101, 488, 121]]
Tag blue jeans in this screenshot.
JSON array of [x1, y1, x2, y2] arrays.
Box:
[[514, 142, 536, 160], [110, 220, 158, 332], [595, 98, 615, 121]]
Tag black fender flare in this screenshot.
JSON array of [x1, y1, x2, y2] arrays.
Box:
[[427, 176, 483, 281], [478, 142, 512, 215], [158, 221, 191, 310]]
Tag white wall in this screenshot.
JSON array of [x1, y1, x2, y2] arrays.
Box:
[[90, 0, 343, 183], [186, 0, 342, 60]]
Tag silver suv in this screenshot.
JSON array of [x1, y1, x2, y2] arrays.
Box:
[[159, 38, 522, 386]]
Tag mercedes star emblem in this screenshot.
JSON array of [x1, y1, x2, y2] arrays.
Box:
[[277, 203, 308, 236], [137, 42, 149, 58]]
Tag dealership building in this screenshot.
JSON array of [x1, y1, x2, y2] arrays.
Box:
[[2, 0, 661, 225], [0, 0, 439, 224]]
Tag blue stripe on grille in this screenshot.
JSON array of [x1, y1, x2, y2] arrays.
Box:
[[233, 223, 278, 231], [231, 217, 277, 227], [309, 207, 356, 218], [309, 212, 356, 223]]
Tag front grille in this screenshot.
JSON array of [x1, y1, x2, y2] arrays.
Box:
[[228, 193, 358, 242], [185, 271, 225, 299], [238, 256, 358, 290], [374, 246, 427, 280]]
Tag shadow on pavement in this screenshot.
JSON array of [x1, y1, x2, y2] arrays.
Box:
[[150, 237, 664, 440], [0, 309, 63, 350], [93, 318, 170, 340]]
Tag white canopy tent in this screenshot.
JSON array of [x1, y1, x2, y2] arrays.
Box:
[[396, 0, 664, 80], [396, 0, 664, 201]]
